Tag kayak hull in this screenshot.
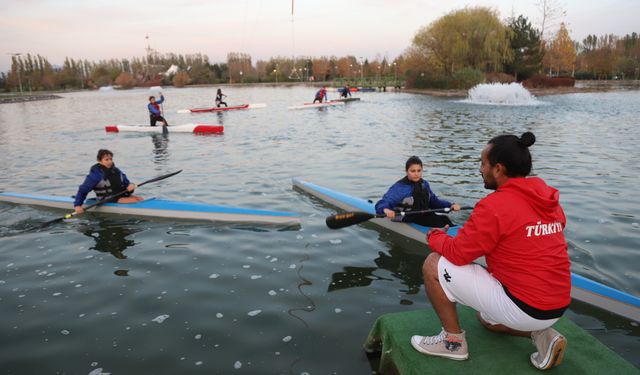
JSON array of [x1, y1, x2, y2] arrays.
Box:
[[288, 102, 345, 110], [0, 192, 300, 226], [179, 103, 267, 113], [291, 177, 640, 322], [105, 124, 223, 134], [330, 98, 361, 103]]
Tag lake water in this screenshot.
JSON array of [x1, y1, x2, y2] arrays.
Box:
[[0, 86, 638, 373]]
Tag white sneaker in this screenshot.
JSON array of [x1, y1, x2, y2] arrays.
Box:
[[411, 328, 468, 360], [530, 328, 566, 370]]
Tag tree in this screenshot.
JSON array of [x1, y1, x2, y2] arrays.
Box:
[[411, 6, 513, 75], [505, 15, 544, 80], [545, 23, 576, 76], [115, 72, 136, 89], [172, 71, 191, 87], [535, 0, 566, 41]]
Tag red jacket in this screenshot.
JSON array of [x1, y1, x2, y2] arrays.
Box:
[[428, 177, 571, 310]]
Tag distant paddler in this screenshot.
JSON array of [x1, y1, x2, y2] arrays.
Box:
[[340, 84, 352, 98], [74, 149, 143, 214], [215, 88, 228, 108], [313, 86, 328, 103], [148, 94, 169, 127]]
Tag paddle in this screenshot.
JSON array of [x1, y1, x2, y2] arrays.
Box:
[[35, 169, 182, 229], [158, 91, 168, 135], [325, 206, 474, 229]]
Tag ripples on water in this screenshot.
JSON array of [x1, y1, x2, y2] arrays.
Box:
[[0, 87, 638, 372]]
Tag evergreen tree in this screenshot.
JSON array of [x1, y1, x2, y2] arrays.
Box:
[[505, 15, 544, 80]]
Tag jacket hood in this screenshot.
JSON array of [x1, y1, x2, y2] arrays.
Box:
[[498, 177, 561, 220]]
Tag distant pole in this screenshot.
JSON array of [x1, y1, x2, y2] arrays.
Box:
[[8, 53, 24, 95], [360, 57, 364, 82]]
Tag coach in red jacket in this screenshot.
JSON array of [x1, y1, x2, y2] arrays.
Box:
[[410, 132, 571, 371]]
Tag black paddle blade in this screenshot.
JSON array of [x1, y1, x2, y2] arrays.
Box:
[[138, 169, 182, 187], [326, 211, 375, 229]]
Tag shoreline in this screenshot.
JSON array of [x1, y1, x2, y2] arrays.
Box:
[[0, 94, 63, 104], [2, 80, 638, 102], [403, 80, 640, 98]]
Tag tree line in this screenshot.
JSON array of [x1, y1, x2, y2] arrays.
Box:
[[2, 6, 638, 93], [403, 7, 639, 89]]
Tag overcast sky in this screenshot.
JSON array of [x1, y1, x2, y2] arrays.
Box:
[[1, 0, 638, 72]]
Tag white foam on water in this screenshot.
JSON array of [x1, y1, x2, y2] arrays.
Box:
[[209, 273, 220, 279], [282, 336, 292, 342], [88, 368, 110, 375], [152, 314, 170, 323], [234, 361, 242, 369], [461, 83, 542, 106], [247, 309, 262, 316]]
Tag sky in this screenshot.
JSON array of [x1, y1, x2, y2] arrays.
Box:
[[1, 0, 638, 72]]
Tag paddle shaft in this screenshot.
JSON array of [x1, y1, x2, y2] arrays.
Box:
[[326, 206, 474, 230], [38, 169, 182, 227]]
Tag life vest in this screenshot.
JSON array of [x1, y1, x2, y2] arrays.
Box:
[[92, 164, 126, 200], [149, 102, 161, 115], [316, 88, 326, 98], [395, 177, 430, 212]]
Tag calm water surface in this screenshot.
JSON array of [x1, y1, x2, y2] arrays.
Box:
[[1, 86, 639, 373]]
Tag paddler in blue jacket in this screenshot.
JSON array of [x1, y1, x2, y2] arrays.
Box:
[[148, 94, 168, 126], [73, 149, 143, 214], [313, 86, 328, 103], [375, 156, 460, 227]]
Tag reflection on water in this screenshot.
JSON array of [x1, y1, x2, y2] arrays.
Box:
[[328, 248, 425, 296], [150, 133, 169, 164], [0, 87, 639, 372], [80, 219, 140, 276]]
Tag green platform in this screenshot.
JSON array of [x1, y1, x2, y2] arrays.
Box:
[[364, 306, 639, 374]]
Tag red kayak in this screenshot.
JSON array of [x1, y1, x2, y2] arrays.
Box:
[[105, 124, 224, 134], [178, 103, 267, 114]]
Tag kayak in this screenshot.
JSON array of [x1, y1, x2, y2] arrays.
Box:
[[105, 124, 223, 134], [177, 103, 267, 114], [330, 98, 361, 103], [288, 102, 345, 110], [292, 177, 640, 322], [0, 192, 300, 227]]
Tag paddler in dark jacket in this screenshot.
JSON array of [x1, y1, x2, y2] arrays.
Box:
[[340, 84, 352, 98], [215, 88, 228, 107], [148, 94, 168, 126], [73, 149, 143, 214], [313, 86, 328, 103], [375, 156, 460, 227]]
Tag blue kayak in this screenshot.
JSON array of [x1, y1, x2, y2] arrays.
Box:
[[0, 192, 300, 227], [292, 177, 640, 322]]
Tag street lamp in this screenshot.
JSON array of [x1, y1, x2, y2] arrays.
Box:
[[393, 62, 398, 81], [359, 56, 364, 82], [8, 52, 23, 95], [240, 71, 243, 83]]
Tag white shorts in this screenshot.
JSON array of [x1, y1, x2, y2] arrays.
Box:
[[437, 256, 558, 332]]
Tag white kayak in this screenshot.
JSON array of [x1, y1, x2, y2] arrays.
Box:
[[287, 101, 345, 110], [105, 124, 224, 134]]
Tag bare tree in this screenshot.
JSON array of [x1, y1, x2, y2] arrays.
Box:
[[535, 0, 566, 41]]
